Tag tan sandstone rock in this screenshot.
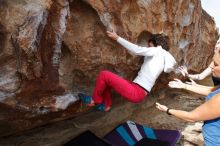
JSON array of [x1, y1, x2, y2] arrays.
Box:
[[0, 0, 218, 137]]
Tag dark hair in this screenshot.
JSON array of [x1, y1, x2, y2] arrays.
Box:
[[148, 37, 157, 47], [150, 34, 170, 51]]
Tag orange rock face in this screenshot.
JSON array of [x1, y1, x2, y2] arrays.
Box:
[[0, 0, 218, 136]]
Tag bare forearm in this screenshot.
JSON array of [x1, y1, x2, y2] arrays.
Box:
[[194, 84, 213, 89], [169, 109, 196, 122], [157, 93, 220, 123], [188, 67, 212, 80], [169, 95, 220, 122], [184, 84, 212, 96], [188, 74, 200, 80]]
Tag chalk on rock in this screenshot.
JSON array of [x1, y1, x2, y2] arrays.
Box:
[[54, 93, 79, 110]]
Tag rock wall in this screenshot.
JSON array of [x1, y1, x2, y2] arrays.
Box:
[[0, 0, 218, 137]]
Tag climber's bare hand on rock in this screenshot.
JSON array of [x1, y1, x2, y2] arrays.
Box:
[[107, 31, 119, 41]]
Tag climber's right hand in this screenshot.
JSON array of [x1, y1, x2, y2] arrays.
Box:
[[106, 31, 119, 41]]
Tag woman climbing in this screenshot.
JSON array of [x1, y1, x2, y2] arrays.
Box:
[[79, 30, 176, 111]]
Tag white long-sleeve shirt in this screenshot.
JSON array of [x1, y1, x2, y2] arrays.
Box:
[[117, 37, 176, 92]]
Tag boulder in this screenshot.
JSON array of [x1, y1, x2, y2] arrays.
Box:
[[0, 0, 218, 137]]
